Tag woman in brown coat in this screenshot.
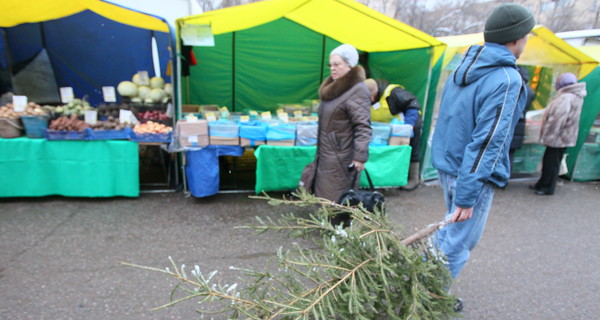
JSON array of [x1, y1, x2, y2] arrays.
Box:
[[302, 44, 372, 202], [531, 72, 587, 195]]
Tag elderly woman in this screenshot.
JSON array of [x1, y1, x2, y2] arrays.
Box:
[[300, 44, 372, 202], [531, 72, 587, 195]]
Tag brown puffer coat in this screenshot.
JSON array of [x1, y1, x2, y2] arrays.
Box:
[[313, 66, 372, 202], [539, 82, 587, 148]]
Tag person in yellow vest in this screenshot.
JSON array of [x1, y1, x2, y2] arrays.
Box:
[[365, 78, 423, 190]]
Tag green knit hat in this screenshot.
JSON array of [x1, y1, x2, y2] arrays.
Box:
[[484, 4, 535, 44]]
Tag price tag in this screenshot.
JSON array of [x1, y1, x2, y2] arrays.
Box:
[[102, 86, 117, 102], [372, 102, 381, 110], [119, 109, 138, 124], [12, 95, 27, 112], [294, 110, 303, 118], [260, 112, 272, 120], [205, 112, 217, 122], [240, 115, 250, 122], [188, 135, 198, 143], [60, 87, 74, 103], [84, 110, 98, 125], [136, 71, 150, 86]]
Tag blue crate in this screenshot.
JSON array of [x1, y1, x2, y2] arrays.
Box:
[[87, 127, 133, 140], [132, 131, 172, 143], [45, 129, 88, 140], [21, 115, 49, 138]]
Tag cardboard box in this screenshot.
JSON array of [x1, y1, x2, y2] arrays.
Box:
[[176, 120, 209, 147], [389, 136, 411, 146], [182, 104, 201, 113], [210, 136, 240, 146], [266, 139, 295, 146], [240, 138, 265, 147]]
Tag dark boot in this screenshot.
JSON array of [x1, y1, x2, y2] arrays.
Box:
[[400, 162, 420, 191]]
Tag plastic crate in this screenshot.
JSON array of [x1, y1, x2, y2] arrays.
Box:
[[45, 129, 88, 140], [21, 115, 49, 138], [87, 127, 133, 140], [132, 131, 172, 143]]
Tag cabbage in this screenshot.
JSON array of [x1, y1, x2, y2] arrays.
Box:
[[117, 81, 138, 97], [164, 83, 173, 97], [150, 77, 165, 89], [149, 88, 166, 102], [137, 86, 152, 100]]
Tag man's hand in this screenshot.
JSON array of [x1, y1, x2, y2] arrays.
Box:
[[452, 206, 474, 223]]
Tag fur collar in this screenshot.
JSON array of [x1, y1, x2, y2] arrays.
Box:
[[319, 66, 366, 101]]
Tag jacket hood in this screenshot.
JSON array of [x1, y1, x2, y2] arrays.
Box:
[[453, 43, 517, 86], [557, 82, 586, 98]]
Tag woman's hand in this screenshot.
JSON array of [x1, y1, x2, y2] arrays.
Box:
[[352, 160, 365, 171]]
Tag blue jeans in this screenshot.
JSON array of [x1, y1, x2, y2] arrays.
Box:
[[435, 171, 495, 279]]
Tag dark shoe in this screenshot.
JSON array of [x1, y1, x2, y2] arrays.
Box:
[[453, 298, 464, 313], [399, 162, 420, 191], [535, 190, 553, 196], [528, 184, 538, 190]]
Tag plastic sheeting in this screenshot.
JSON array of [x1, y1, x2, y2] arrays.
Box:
[[0, 138, 139, 197], [185, 145, 244, 197], [254, 145, 411, 193]]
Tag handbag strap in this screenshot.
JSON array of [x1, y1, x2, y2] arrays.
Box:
[[350, 167, 375, 191]]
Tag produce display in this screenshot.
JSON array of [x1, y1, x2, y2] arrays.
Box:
[[136, 109, 170, 123], [49, 114, 90, 131], [133, 121, 172, 134], [117, 74, 172, 104], [0, 102, 48, 119], [49, 98, 94, 118], [90, 119, 134, 131], [97, 103, 130, 120]]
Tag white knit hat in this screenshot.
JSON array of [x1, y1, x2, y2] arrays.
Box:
[[330, 44, 359, 68]]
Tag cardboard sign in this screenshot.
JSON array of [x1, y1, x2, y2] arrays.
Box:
[[102, 86, 117, 103], [84, 110, 98, 125], [60, 87, 74, 103], [12, 95, 27, 112]]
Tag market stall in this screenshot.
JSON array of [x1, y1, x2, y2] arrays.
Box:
[[174, 0, 446, 195], [420, 26, 599, 181], [0, 0, 176, 197]]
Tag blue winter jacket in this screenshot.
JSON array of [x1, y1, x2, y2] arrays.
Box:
[[432, 43, 527, 208]]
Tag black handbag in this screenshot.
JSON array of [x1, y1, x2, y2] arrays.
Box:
[[334, 168, 385, 227]]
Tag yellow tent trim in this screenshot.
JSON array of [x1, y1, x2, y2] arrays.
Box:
[[0, 0, 169, 33], [577, 46, 600, 62], [437, 26, 599, 79], [178, 0, 445, 55]]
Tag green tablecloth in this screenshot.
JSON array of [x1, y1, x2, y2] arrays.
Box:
[[254, 145, 411, 193], [0, 137, 139, 197], [572, 143, 600, 181]]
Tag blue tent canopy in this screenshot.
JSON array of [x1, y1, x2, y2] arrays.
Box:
[[0, 7, 173, 106]]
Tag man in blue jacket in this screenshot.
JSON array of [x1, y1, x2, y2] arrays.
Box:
[[432, 3, 535, 288]]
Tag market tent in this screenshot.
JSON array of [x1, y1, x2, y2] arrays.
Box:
[[438, 26, 599, 79], [176, 0, 446, 118], [566, 46, 600, 181], [0, 0, 174, 105]]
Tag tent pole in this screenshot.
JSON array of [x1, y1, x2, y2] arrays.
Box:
[[2, 29, 13, 76], [319, 35, 326, 82], [232, 32, 236, 111]]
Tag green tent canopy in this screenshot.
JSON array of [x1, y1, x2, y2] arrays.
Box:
[[176, 0, 446, 119]]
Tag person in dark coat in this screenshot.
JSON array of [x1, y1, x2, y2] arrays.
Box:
[[364, 78, 422, 190], [508, 66, 535, 173], [531, 72, 587, 195], [300, 44, 372, 202]]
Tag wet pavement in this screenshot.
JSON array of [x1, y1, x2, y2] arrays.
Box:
[[1, 178, 599, 319]]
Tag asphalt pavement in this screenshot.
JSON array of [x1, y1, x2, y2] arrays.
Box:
[[1, 178, 599, 319]]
